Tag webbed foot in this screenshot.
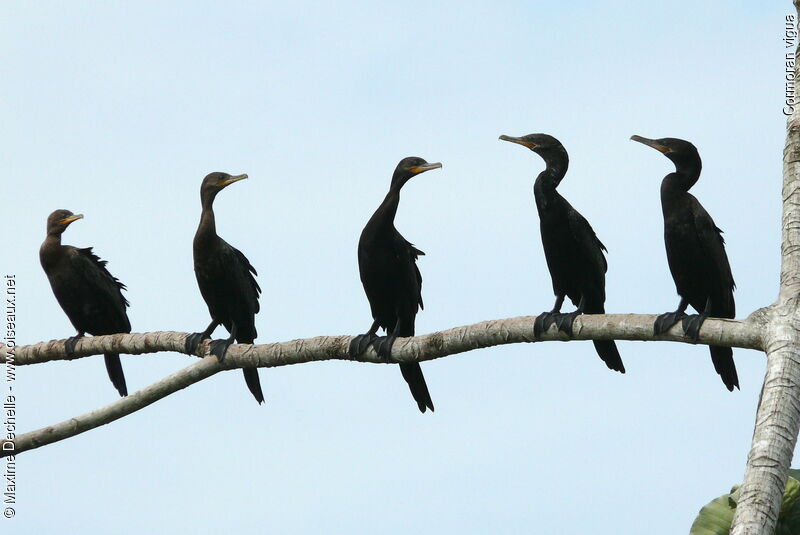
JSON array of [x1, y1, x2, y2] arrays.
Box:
[[373, 335, 397, 361], [349, 333, 378, 358], [681, 314, 707, 342], [209, 338, 234, 362], [533, 312, 559, 338], [185, 332, 209, 354], [555, 311, 582, 337], [64, 334, 84, 359], [654, 311, 688, 335]]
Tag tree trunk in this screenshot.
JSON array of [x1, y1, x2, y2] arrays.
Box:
[[729, 4, 800, 532]]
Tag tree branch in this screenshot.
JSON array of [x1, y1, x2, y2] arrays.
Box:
[[0, 313, 764, 458], [1, 313, 764, 367], [2, 357, 222, 458]]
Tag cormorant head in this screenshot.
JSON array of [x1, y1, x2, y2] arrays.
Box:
[[499, 133, 569, 179], [391, 157, 442, 189], [630, 135, 702, 180], [200, 171, 248, 205], [46, 209, 83, 237]]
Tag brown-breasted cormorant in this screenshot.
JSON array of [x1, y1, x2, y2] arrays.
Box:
[[185, 172, 265, 403], [500, 133, 625, 373], [39, 210, 130, 396], [349, 157, 441, 413], [631, 135, 738, 390]]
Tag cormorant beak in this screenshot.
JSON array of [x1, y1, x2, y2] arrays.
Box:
[[410, 162, 442, 174], [499, 135, 536, 149], [219, 173, 248, 188], [630, 135, 671, 154], [59, 214, 84, 226]]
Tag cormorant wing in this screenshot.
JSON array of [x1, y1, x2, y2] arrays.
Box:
[[71, 247, 131, 330], [73, 248, 129, 306], [692, 201, 736, 313], [220, 241, 262, 314], [566, 207, 608, 274], [395, 234, 425, 311]]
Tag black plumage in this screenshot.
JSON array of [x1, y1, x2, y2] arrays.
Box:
[[185, 172, 265, 403], [349, 157, 441, 413], [631, 135, 738, 390], [500, 133, 625, 373], [39, 210, 130, 396]]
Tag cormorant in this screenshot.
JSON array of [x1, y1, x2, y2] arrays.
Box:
[[499, 133, 625, 373], [631, 135, 738, 391], [185, 172, 265, 404], [39, 210, 130, 396], [349, 157, 441, 413]]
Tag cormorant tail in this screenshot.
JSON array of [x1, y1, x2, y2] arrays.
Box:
[[399, 363, 434, 413], [592, 340, 625, 374], [243, 367, 265, 404], [710, 346, 739, 391], [104, 353, 128, 397]]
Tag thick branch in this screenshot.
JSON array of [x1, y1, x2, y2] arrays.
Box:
[[1, 357, 222, 458], [0, 314, 764, 368], [0, 313, 764, 458]]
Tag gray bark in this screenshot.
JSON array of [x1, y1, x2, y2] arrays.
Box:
[[0, 313, 764, 457], [728, 4, 800, 531]]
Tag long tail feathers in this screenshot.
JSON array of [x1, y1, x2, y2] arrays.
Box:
[[400, 362, 434, 413], [710, 346, 739, 391], [104, 353, 128, 397], [593, 340, 625, 373], [243, 367, 265, 404]]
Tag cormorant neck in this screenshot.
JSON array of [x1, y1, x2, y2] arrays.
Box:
[[666, 156, 701, 191], [44, 232, 62, 244], [535, 148, 569, 190], [390, 168, 414, 191], [547, 156, 569, 183], [535, 166, 566, 190], [200, 189, 219, 211], [532, 149, 568, 210], [197, 200, 217, 241], [40, 234, 65, 270], [365, 188, 400, 237]]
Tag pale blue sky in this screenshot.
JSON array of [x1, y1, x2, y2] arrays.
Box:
[[1, 2, 789, 533]]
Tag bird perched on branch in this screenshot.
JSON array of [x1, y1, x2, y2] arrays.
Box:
[[500, 133, 625, 373], [631, 135, 738, 391], [39, 210, 130, 396], [185, 172, 265, 403], [349, 157, 441, 413]]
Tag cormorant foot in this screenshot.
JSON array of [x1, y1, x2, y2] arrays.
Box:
[[64, 335, 84, 359], [681, 314, 707, 342], [373, 335, 397, 362], [533, 312, 559, 338], [555, 311, 581, 337], [209, 338, 233, 362], [184, 332, 208, 354], [654, 311, 687, 335], [349, 333, 378, 358]]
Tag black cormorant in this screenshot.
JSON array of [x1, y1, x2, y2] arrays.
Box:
[[500, 133, 625, 373], [185, 172, 265, 403], [631, 135, 738, 391], [349, 157, 441, 413], [39, 210, 130, 396]]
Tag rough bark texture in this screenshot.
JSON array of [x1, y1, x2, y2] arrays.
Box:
[[729, 4, 800, 532], [0, 313, 763, 457], [0, 314, 763, 368]]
